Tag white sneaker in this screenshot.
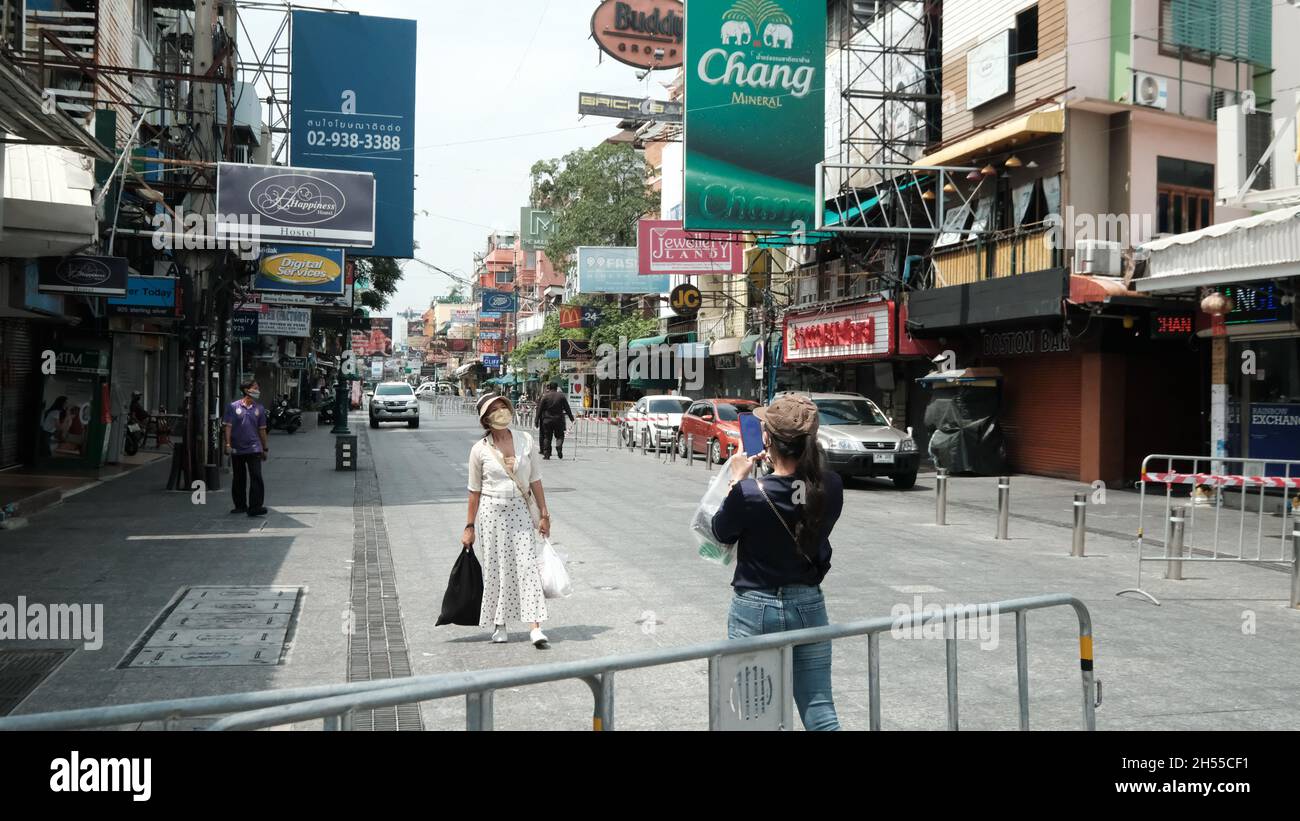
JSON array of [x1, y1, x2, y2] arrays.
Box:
[[530, 628, 549, 648], [491, 625, 508, 643]]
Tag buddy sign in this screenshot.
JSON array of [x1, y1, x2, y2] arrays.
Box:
[[684, 0, 824, 233], [591, 0, 684, 70]]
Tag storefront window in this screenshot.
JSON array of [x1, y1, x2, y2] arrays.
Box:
[[1227, 339, 1300, 470]]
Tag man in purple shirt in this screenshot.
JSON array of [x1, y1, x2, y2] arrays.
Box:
[[223, 380, 269, 516]]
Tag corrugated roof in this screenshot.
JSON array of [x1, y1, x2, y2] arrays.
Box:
[[1138, 205, 1300, 287]]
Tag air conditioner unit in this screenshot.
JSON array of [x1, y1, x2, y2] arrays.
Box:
[[1075, 240, 1123, 276], [1133, 73, 1168, 110], [1210, 90, 1240, 120]]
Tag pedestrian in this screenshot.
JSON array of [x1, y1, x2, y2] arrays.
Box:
[[536, 381, 574, 460], [462, 393, 553, 648], [223, 380, 269, 517], [711, 394, 844, 731]]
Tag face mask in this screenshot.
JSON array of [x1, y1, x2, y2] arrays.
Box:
[[246, 390, 260, 400], [488, 409, 513, 430]]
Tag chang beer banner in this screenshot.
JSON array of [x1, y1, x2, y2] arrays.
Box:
[[684, 0, 824, 233]]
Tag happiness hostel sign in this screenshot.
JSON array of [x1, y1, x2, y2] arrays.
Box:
[[684, 0, 824, 233]]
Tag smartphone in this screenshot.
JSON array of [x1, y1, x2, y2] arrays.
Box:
[[739, 413, 765, 457]]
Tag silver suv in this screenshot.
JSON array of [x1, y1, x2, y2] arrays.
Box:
[[369, 382, 420, 429], [779, 391, 919, 489]]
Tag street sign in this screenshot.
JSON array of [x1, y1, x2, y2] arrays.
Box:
[[755, 339, 765, 380]]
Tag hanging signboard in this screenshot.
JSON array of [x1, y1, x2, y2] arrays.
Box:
[[590, 0, 684, 70], [290, 11, 417, 258], [579, 92, 684, 122], [215, 163, 376, 248], [255, 245, 346, 296], [683, 0, 825, 233], [573, 247, 669, 294], [254, 306, 313, 338], [481, 290, 518, 313], [784, 301, 893, 364], [638, 219, 742, 275], [39, 256, 129, 297], [559, 304, 602, 329], [107, 276, 178, 317]]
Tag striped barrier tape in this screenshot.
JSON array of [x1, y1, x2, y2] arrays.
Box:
[[1141, 471, 1300, 489]]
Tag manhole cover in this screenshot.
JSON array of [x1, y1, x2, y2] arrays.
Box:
[[118, 586, 303, 669], [0, 649, 73, 716]]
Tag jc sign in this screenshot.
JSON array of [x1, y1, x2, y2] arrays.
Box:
[[671, 283, 701, 316]]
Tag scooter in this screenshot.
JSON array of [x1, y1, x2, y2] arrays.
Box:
[[317, 401, 337, 427], [123, 418, 148, 456], [269, 396, 303, 434]]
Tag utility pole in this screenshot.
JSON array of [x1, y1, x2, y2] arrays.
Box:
[[180, 0, 220, 488]]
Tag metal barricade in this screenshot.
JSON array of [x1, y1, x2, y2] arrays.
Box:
[[1118, 454, 1300, 608], [0, 594, 1098, 732]]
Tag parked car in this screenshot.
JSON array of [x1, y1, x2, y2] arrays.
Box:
[[677, 398, 761, 464], [415, 382, 438, 399], [780, 391, 919, 488], [623, 395, 692, 452], [369, 382, 420, 429]]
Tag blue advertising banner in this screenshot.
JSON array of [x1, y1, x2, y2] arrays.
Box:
[[290, 11, 417, 259], [255, 245, 346, 296], [482, 290, 518, 313], [574, 247, 669, 294], [482, 355, 502, 369], [107, 276, 178, 317], [1228, 402, 1300, 475]]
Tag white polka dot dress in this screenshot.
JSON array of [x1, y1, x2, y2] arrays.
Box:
[[467, 430, 548, 629]]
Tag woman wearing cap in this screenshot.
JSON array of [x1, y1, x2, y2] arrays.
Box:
[[462, 393, 553, 648], [711, 394, 845, 730]]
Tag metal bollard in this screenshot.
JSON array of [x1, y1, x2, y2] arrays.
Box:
[[687, 435, 694, 468], [669, 435, 677, 463], [1071, 493, 1088, 557], [995, 477, 1011, 540], [935, 468, 949, 526], [1291, 527, 1299, 610], [1165, 511, 1185, 580]]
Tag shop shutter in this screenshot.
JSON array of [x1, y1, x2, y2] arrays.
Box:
[[0, 320, 36, 468], [986, 354, 1081, 479]]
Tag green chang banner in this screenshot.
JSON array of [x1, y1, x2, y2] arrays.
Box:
[[684, 0, 825, 233]]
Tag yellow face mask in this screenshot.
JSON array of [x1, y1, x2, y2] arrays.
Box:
[[488, 409, 513, 430]]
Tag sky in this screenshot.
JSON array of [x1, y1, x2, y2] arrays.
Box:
[[240, 0, 669, 331]]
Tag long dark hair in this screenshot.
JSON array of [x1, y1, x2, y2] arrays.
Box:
[[765, 430, 827, 561]]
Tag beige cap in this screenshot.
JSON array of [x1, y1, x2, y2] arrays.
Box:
[[754, 394, 819, 441], [476, 393, 513, 423]]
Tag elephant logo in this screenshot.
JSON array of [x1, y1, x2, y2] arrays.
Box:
[[722, 0, 792, 48], [721, 20, 752, 44], [763, 22, 793, 49]]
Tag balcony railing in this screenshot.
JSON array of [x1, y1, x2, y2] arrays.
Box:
[[930, 222, 1063, 288]]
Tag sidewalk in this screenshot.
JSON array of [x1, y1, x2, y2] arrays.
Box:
[[0, 416, 356, 723]]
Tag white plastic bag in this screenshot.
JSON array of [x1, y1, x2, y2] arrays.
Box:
[[690, 468, 737, 566], [537, 538, 573, 599]]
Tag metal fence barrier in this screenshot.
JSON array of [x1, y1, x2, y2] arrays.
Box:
[[1118, 454, 1300, 608], [0, 594, 1097, 732]]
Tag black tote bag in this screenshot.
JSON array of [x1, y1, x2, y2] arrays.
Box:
[[436, 547, 483, 626]]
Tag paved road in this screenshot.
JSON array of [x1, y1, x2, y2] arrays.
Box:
[[3, 399, 1299, 730]]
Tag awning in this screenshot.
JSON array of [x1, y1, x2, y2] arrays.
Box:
[[454, 361, 480, 377], [710, 337, 742, 356], [629, 335, 667, 348], [914, 109, 1065, 168], [2, 142, 97, 257], [1135, 204, 1300, 293], [1069, 275, 1132, 304], [739, 333, 761, 357]]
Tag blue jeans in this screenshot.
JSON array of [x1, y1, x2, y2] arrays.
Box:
[[727, 586, 840, 731]]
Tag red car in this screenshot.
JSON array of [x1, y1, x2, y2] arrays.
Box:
[[676, 398, 760, 464]]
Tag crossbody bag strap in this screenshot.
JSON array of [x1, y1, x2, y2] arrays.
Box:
[[755, 479, 814, 566], [487, 438, 540, 528]]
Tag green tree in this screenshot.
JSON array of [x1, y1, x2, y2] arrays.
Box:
[[354, 258, 404, 312], [530, 143, 660, 266], [443, 284, 467, 303]]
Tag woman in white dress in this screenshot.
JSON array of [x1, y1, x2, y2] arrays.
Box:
[[462, 393, 553, 648]]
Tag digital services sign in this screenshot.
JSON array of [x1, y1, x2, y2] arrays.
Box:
[[255, 246, 346, 296]]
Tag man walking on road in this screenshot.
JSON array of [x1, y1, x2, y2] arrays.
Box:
[[224, 380, 270, 516], [537, 381, 575, 460]]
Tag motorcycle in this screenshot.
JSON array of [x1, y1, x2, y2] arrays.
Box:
[[317, 401, 337, 426], [123, 417, 148, 456], [269, 396, 303, 435]]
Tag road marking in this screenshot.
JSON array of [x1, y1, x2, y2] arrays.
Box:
[[890, 585, 945, 594], [126, 530, 302, 541]]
